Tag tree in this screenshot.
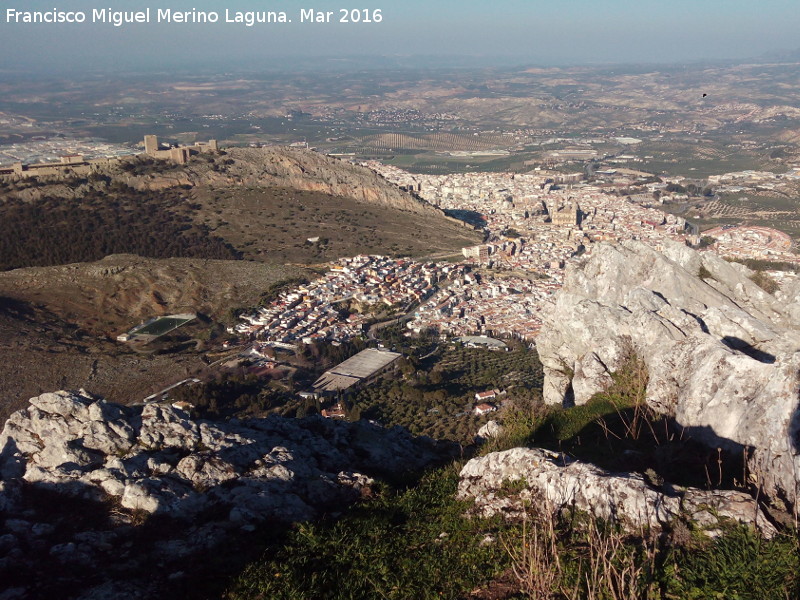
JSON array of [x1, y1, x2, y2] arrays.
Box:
[[698, 236, 717, 249], [347, 404, 362, 422]]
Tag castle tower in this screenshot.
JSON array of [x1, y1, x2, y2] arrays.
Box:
[[144, 135, 159, 155]]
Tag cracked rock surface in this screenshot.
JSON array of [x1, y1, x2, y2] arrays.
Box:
[[535, 240, 800, 505], [458, 447, 777, 537], [0, 390, 452, 599]]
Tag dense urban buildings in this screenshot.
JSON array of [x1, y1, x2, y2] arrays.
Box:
[[228, 160, 800, 350]]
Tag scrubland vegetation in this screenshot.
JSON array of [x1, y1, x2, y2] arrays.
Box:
[[0, 189, 238, 270]]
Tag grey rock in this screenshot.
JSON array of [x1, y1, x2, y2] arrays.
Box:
[[0, 389, 451, 599], [31, 523, 55, 537], [458, 447, 777, 537], [4, 519, 31, 536], [0, 390, 448, 524], [536, 240, 800, 505], [175, 455, 238, 488], [30, 391, 92, 421], [475, 420, 504, 442], [0, 533, 18, 553], [50, 541, 76, 558], [138, 403, 200, 451], [75, 580, 153, 600], [73, 531, 116, 552]]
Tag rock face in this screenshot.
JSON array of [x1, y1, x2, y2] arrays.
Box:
[[535, 240, 800, 506], [0, 390, 452, 598], [475, 420, 504, 443], [458, 448, 777, 537]]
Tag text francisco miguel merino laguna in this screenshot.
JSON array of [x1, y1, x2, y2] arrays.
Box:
[[5, 7, 385, 27]]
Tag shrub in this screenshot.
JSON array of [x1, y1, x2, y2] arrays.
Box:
[[749, 271, 779, 294], [663, 525, 800, 600], [698, 265, 716, 281]]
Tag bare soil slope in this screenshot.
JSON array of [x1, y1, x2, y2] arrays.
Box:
[[0, 258, 308, 421], [0, 255, 306, 334], [190, 186, 480, 263]]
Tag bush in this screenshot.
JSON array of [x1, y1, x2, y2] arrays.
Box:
[[698, 265, 715, 281], [697, 235, 716, 249], [749, 271, 779, 294], [663, 525, 799, 600]]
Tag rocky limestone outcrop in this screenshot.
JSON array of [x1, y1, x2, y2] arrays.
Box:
[[0, 390, 449, 518], [0, 390, 453, 598], [458, 448, 777, 537], [475, 420, 504, 443], [535, 240, 800, 506]]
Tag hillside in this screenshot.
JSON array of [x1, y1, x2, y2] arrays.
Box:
[[110, 146, 447, 216], [0, 257, 306, 422], [0, 147, 480, 423], [187, 185, 481, 263], [0, 255, 306, 334], [0, 147, 481, 270], [0, 301, 208, 424]]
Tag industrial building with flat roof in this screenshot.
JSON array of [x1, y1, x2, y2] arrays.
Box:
[[313, 348, 402, 393]]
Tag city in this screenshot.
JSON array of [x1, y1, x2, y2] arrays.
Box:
[[225, 159, 800, 355]]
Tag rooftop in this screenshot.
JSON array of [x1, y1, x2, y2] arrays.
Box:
[[327, 348, 402, 380], [313, 348, 402, 392]]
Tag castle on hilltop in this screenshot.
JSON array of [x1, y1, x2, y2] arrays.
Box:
[[0, 135, 221, 179], [143, 135, 218, 164]]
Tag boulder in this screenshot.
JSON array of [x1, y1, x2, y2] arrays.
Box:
[[0, 389, 454, 597], [0, 388, 451, 519], [475, 420, 504, 443], [138, 404, 200, 451], [536, 240, 800, 506], [458, 447, 777, 537]]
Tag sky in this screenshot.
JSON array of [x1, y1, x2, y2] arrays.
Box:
[[1, 0, 799, 73]]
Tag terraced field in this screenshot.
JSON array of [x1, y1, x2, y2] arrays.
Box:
[[666, 193, 800, 241]]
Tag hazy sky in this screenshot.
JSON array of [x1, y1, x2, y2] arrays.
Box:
[[1, 0, 799, 72]]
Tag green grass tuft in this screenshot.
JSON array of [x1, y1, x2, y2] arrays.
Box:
[[663, 525, 800, 600], [224, 465, 508, 600]]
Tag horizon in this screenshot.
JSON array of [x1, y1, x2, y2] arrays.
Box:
[[1, 0, 800, 74], [0, 50, 798, 79]]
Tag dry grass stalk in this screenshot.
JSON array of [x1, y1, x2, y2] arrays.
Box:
[[502, 509, 563, 599], [504, 503, 659, 600]]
